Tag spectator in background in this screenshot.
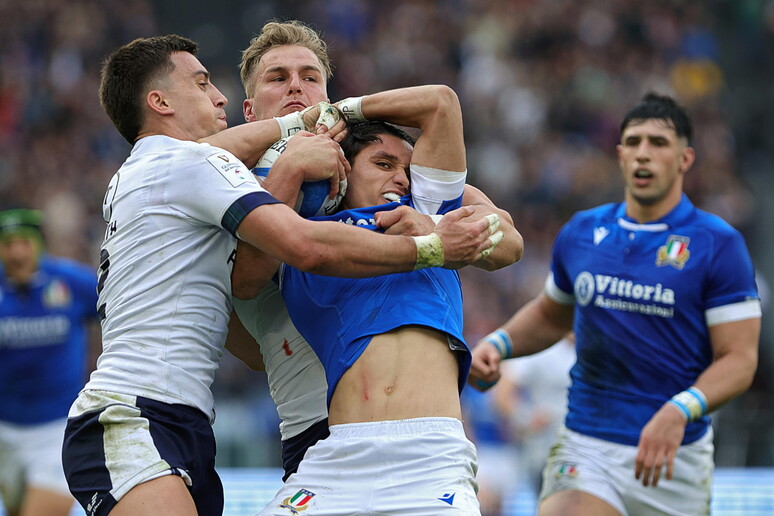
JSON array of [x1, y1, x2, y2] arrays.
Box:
[[469, 93, 761, 516], [0, 208, 98, 516]]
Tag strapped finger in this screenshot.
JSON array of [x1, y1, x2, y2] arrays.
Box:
[[485, 213, 500, 234]]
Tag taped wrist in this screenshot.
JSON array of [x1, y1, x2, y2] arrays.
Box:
[[274, 112, 305, 138], [338, 96, 368, 124], [413, 233, 444, 270], [668, 387, 708, 422], [484, 329, 512, 359]]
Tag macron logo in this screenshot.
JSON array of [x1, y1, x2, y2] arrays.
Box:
[[593, 226, 610, 245], [438, 492, 455, 505]]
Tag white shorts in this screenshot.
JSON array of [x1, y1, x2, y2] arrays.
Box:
[[257, 417, 481, 515], [0, 418, 71, 510], [540, 425, 714, 516]]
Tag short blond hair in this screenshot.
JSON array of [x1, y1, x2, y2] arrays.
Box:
[[240, 20, 332, 98]]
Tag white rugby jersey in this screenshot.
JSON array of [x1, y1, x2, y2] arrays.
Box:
[[86, 135, 278, 421], [233, 283, 327, 440]]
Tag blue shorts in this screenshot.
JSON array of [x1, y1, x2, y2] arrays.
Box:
[[280, 418, 329, 481], [62, 390, 222, 516]]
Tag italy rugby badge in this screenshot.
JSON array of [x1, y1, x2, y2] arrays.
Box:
[[279, 489, 315, 514], [657, 235, 691, 269]]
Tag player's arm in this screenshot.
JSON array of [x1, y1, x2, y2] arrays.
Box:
[[237, 202, 500, 277], [635, 316, 760, 487], [468, 292, 574, 390], [200, 118, 281, 168], [202, 102, 347, 169], [231, 132, 351, 299], [375, 185, 522, 271], [339, 84, 464, 172], [225, 311, 265, 371]]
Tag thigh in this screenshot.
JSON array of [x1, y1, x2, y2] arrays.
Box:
[[62, 391, 222, 516], [110, 475, 196, 516], [539, 426, 627, 516]]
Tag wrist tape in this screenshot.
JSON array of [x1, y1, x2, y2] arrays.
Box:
[[668, 387, 708, 422], [484, 329, 512, 359], [412, 233, 444, 270], [338, 96, 368, 124]]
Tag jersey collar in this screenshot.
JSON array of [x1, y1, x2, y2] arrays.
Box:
[[616, 194, 695, 232]]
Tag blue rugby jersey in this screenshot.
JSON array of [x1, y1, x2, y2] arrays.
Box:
[[0, 256, 98, 424], [280, 194, 469, 404], [547, 194, 760, 446]]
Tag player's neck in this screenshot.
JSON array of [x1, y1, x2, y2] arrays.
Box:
[[624, 191, 682, 223]]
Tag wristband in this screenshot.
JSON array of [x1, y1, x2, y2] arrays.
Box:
[[412, 233, 444, 270], [337, 96, 368, 124], [667, 387, 707, 422], [483, 329, 512, 359], [274, 112, 305, 138]]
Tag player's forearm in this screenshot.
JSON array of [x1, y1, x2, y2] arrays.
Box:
[[289, 221, 418, 277], [231, 240, 279, 300], [200, 119, 281, 168], [342, 85, 465, 172], [501, 294, 573, 358]]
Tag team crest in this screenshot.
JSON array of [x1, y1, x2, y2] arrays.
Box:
[[656, 235, 691, 269], [555, 462, 579, 479], [43, 280, 71, 308], [279, 489, 316, 514]]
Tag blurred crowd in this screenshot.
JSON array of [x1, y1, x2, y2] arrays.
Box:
[[4, 0, 772, 487]]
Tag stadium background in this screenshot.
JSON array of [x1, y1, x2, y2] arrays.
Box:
[[2, 0, 772, 514]]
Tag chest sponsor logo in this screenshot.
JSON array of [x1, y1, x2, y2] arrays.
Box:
[[207, 153, 255, 187], [657, 235, 691, 269], [574, 271, 675, 318]]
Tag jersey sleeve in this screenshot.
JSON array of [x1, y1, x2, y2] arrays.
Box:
[[704, 227, 761, 325], [408, 165, 466, 215], [546, 219, 576, 304], [172, 145, 280, 237]]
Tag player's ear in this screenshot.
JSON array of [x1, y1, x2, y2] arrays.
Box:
[[147, 90, 173, 116], [243, 98, 256, 123], [679, 146, 696, 174]]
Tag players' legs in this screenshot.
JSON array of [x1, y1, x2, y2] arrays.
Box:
[[539, 490, 622, 516], [63, 390, 222, 516], [19, 487, 74, 516], [109, 475, 197, 516]]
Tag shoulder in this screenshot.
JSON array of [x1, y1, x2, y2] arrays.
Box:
[[40, 256, 97, 284]]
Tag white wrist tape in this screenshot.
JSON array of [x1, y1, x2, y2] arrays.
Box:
[[338, 96, 368, 123], [274, 112, 305, 138], [668, 387, 708, 422], [412, 233, 444, 270]]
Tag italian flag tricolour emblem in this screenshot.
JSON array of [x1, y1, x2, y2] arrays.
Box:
[[656, 235, 691, 269], [279, 489, 316, 514]]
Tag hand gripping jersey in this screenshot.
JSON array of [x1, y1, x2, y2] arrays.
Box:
[[87, 135, 279, 420], [0, 257, 98, 424], [546, 194, 761, 446], [280, 168, 470, 403]]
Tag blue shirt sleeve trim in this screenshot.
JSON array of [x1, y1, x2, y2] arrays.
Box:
[[221, 191, 281, 237]]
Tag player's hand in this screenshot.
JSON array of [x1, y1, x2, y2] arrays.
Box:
[[375, 206, 435, 236], [634, 403, 687, 487], [467, 339, 503, 391], [274, 132, 350, 199], [433, 207, 503, 268], [300, 102, 348, 143]]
